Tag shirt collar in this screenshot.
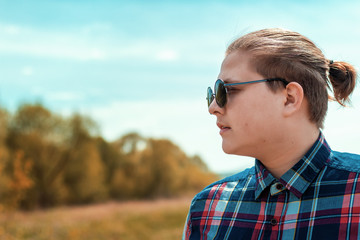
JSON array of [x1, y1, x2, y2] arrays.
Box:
[[254, 132, 331, 200]]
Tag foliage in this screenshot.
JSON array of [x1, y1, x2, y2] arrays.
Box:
[[0, 103, 217, 210]]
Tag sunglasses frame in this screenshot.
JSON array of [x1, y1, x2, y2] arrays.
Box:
[[207, 78, 289, 108]]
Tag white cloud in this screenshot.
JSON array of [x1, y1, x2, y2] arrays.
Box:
[[45, 91, 85, 101], [323, 100, 360, 153], [89, 48, 107, 60], [81, 23, 112, 34], [156, 50, 179, 61], [0, 23, 110, 61], [21, 66, 34, 76], [30, 87, 85, 101], [1, 24, 20, 35], [0, 22, 223, 64]]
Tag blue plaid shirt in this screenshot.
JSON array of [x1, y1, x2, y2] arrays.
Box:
[[183, 133, 360, 239]]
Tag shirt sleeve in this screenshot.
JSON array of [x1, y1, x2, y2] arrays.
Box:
[[182, 211, 192, 240]]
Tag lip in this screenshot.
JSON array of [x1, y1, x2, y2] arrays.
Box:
[[217, 122, 231, 135]]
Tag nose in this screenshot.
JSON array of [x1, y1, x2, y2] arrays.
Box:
[[208, 99, 224, 115]]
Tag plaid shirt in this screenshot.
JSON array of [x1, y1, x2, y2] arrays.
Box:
[[183, 133, 360, 239]]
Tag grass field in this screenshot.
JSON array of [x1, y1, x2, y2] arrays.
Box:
[[0, 197, 192, 240]]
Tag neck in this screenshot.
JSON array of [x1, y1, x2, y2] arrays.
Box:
[[257, 125, 320, 179]]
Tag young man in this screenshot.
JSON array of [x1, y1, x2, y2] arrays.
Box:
[[183, 28, 359, 239]]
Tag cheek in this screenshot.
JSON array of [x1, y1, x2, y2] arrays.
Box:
[[237, 100, 280, 132], [227, 90, 282, 131], [230, 107, 257, 135]]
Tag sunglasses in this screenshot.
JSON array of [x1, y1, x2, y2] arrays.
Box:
[[207, 78, 289, 108]]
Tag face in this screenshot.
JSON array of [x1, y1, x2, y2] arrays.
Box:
[[209, 50, 286, 158]]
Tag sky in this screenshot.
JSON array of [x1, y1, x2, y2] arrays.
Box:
[[1, 0, 360, 174]]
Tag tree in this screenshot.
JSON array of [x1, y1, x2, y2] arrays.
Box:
[[0, 107, 11, 209], [0, 103, 218, 210], [110, 133, 218, 199], [6, 104, 68, 209], [62, 114, 107, 204], [110, 132, 147, 199]]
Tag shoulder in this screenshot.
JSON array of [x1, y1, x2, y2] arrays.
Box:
[[326, 151, 360, 172], [191, 166, 255, 202]]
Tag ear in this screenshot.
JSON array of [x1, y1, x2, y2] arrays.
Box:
[[283, 82, 304, 117]]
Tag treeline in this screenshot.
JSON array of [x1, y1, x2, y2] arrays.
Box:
[[0, 103, 217, 210]]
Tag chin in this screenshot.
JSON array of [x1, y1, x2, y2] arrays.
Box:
[[222, 148, 233, 154], [222, 142, 237, 155], [222, 141, 250, 156]]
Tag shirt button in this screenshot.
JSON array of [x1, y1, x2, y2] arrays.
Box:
[[270, 218, 278, 226], [276, 184, 283, 190]]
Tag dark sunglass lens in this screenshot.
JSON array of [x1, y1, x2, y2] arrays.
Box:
[[215, 79, 226, 107], [206, 87, 214, 107]]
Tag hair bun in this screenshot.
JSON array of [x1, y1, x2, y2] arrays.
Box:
[[328, 61, 357, 106]]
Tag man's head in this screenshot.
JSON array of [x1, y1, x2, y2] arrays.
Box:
[[208, 28, 357, 158], [209, 49, 308, 157], [226, 28, 357, 128]]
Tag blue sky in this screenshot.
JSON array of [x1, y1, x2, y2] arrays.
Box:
[[1, 0, 360, 173]]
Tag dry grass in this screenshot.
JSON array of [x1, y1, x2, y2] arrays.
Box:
[[0, 197, 192, 240]]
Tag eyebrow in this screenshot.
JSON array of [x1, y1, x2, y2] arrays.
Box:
[[221, 79, 250, 85], [221, 78, 236, 84], [222, 78, 289, 86]]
